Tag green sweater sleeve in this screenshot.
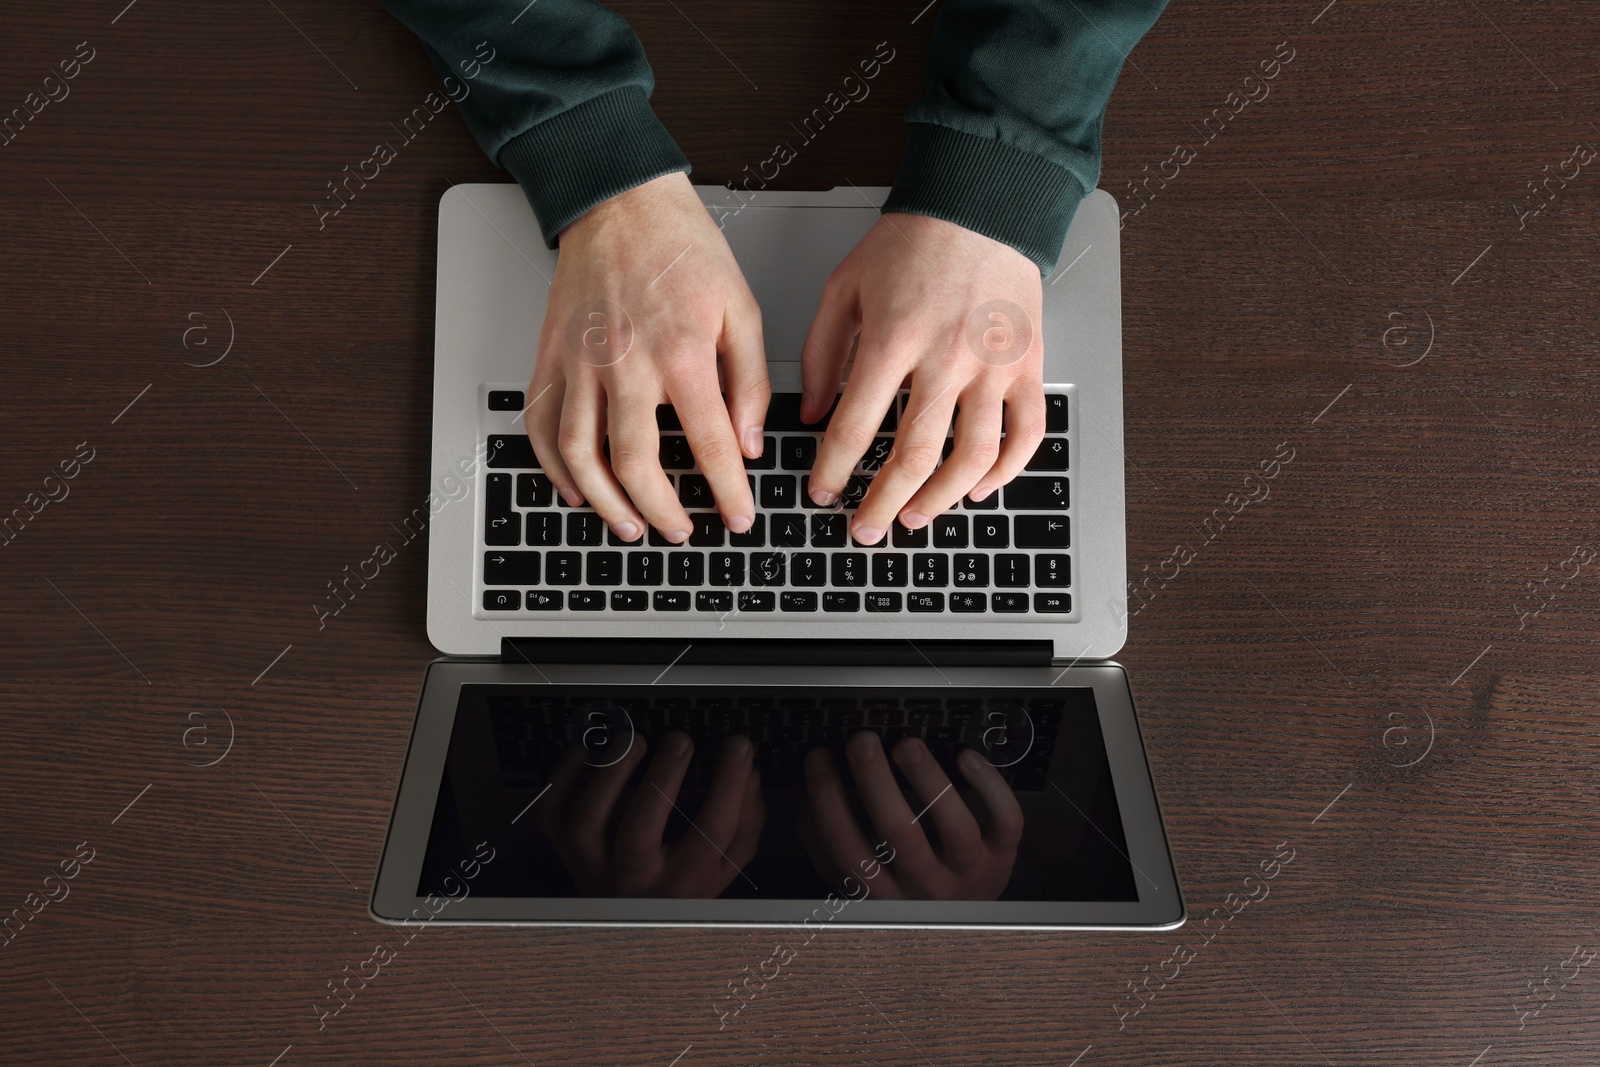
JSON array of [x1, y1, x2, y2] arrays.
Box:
[[378, 0, 691, 247], [882, 0, 1169, 274]]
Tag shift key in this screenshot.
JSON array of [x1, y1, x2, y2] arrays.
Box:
[[1004, 476, 1070, 510]]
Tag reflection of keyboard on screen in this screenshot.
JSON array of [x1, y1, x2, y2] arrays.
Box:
[[477, 389, 1074, 618], [488, 689, 1064, 796]]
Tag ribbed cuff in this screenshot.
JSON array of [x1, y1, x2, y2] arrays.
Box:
[[881, 123, 1088, 276], [498, 87, 691, 249]]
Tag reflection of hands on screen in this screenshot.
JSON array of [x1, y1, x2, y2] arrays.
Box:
[[796, 731, 1023, 900], [534, 730, 764, 897]]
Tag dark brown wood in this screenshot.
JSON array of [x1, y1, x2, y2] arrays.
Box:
[[3, 1, 1598, 1064]]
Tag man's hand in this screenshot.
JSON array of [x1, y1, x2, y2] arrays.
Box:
[[800, 213, 1046, 544], [535, 731, 765, 898], [796, 732, 1023, 901], [525, 172, 768, 543]]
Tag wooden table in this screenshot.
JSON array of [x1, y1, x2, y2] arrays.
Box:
[[4, 1, 1597, 1063]]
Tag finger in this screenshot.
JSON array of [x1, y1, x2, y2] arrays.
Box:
[[899, 384, 1003, 528], [614, 730, 694, 865], [566, 733, 650, 856], [721, 293, 771, 459], [665, 366, 757, 532], [890, 737, 985, 870], [958, 747, 1025, 851], [524, 375, 583, 505], [799, 270, 859, 423], [802, 745, 903, 899], [607, 389, 693, 543], [809, 324, 910, 510], [720, 765, 766, 880], [673, 734, 756, 873], [557, 376, 647, 540], [842, 730, 943, 885], [849, 369, 957, 543], [970, 377, 1046, 503]]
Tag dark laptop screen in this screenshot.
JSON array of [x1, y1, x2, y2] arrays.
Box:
[[418, 684, 1137, 903]]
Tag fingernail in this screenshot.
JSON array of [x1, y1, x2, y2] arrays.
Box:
[[726, 734, 750, 758], [615, 520, 640, 541], [671, 731, 692, 758], [742, 427, 763, 457], [669, 528, 691, 544], [560, 486, 584, 506], [901, 511, 928, 529], [727, 513, 753, 534], [969, 486, 993, 502], [812, 489, 839, 507], [853, 523, 884, 544], [800, 391, 813, 417]]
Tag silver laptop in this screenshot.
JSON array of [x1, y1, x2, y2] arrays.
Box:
[[369, 184, 1184, 929]]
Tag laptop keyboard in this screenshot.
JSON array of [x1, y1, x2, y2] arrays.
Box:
[[478, 389, 1073, 618], [487, 689, 1064, 793]]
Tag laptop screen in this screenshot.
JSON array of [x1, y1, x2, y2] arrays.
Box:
[[417, 684, 1138, 903]]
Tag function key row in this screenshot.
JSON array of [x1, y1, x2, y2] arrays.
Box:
[[482, 589, 1072, 614], [484, 549, 1071, 588]]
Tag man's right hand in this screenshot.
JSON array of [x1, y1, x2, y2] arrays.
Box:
[[525, 171, 768, 544]]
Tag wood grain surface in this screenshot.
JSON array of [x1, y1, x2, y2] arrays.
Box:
[[2, 1, 1598, 1064]]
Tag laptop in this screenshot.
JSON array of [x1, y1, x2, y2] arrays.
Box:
[[369, 183, 1185, 929]]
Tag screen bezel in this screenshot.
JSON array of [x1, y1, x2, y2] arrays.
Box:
[[370, 658, 1184, 930]]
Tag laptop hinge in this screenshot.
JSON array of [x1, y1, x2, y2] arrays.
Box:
[[499, 637, 1051, 668]]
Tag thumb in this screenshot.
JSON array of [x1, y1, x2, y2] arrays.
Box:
[[799, 271, 859, 424], [720, 291, 771, 458]]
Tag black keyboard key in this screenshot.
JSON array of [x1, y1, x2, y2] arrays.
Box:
[[659, 436, 694, 469], [1045, 393, 1068, 432], [711, 552, 745, 586], [546, 552, 582, 585], [607, 527, 643, 547], [840, 476, 869, 509], [487, 435, 537, 469], [730, 514, 766, 548], [626, 551, 663, 586], [781, 591, 817, 612], [697, 590, 733, 612], [569, 590, 605, 610], [484, 551, 539, 585], [791, 552, 827, 587], [485, 473, 518, 546], [908, 592, 944, 612], [668, 552, 704, 586], [993, 592, 1029, 613], [526, 589, 562, 610], [750, 552, 786, 586], [526, 513, 562, 545], [761, 475, 797, 510], [951, 592, 986, 612], [772, 513, 807, 547], [654, 590, 690, 611], [1015, 516, 1070, 548], [780, 435, 817, 470], [483, 589, 519, 611], [690, 513, 725, 547], [1036, 554, 1072, 587], [811, 514, 847, 547], [963, 490, 999, 510], [679, 475, 714, 508], [824, 591, 860, 612], [995, 554, 1029, 588], [647, 527, 679, 547], [768, 393, 834, 431], [891, 523, 928, 548], [738, 590, 776, 612], [567, 513, 604, 546], [516, 472, 553, 507], [974, 516, 1009, 548], [933, 515, 968, 548], [488, 390, 524, 412], [871, 553, 908, 587], [953, 554, 989, 587], [744, 437, 777, 470], [612, 590, 648, 611], [1006, 476, 1070, 510], [1035, 592, 1072, 613], [656, 404, 681, 430], [913, 554, 948, 587], [859, 437, 895, 473], [832, 553, 868, 587], [1027, 437, 1069, 471], [865, 592, 902, 612]]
